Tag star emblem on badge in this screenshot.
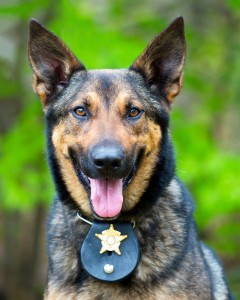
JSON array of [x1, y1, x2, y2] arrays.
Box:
[[95, 224, 128, 255]]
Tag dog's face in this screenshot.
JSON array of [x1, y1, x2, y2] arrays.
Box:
[[28, 18, 185, 219]]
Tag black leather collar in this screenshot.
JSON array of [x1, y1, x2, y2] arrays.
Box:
[[80, 221, 140, 282]]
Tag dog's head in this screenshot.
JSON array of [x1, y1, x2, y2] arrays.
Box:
[[28, 18, 185, 219]]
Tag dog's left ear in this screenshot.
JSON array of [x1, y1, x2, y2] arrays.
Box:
[[130, 17, 186, 105], [28, 19, 86, 109]]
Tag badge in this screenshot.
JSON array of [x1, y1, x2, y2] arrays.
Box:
[[80, 221, 140, 282]]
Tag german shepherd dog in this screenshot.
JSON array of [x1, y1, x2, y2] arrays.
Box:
[[28, 17, 233, 299]]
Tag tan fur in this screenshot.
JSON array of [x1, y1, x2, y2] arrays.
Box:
[[52, 123, 91, 216], [29, 18, 232, 300], [123, 120, 161, 210], [32, 75, 48, 107], [51, 89, 161, 216], [165, 68, 184, 104]]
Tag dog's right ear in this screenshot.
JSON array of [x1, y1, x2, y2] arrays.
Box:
[[28, 19, 86, 109]]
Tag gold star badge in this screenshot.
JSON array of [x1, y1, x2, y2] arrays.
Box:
[[95, 224, 128, 255]]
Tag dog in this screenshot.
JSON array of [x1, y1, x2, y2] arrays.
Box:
[[28, 17, 233, 299]]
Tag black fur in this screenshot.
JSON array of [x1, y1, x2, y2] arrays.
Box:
[[28, 17, 233, 300]]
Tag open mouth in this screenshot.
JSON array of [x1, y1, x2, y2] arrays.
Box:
[[76, 163, 137, 219], [75, 163, 137, 192], [71, 150, 142, 219]]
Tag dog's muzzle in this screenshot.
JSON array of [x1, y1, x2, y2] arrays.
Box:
[[71, 140, 142, 219]]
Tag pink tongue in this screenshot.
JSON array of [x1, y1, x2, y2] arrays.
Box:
[[89, 178, 123, 218]]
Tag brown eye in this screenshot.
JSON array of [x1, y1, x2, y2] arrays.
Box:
[[73, 107, 87, 117], [128, 107, 141, 118]]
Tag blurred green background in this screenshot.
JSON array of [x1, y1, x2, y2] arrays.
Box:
[[0, 0, 239, 299]]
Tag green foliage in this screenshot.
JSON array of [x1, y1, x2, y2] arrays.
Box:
[[0, 0, 240, 259], [172, 112, 240, 256], [0, 101, 53, 210], [0, 1, 48, 19]]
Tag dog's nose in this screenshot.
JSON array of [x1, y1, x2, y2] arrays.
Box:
[[90, 144, 124, 176]]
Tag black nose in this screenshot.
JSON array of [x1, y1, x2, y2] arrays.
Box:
[[91, 143, 124, 177]]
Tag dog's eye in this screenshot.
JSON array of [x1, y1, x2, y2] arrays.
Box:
[[128, 108, 142, 118], [73, 107, 87, 117]]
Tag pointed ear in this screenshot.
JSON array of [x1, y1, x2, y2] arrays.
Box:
[[130, 17, 186, 105], [28, 19, 86, 108]]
